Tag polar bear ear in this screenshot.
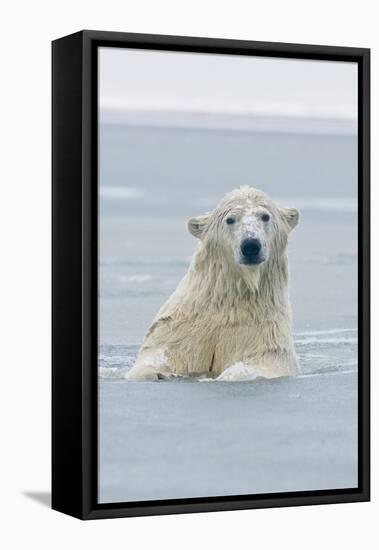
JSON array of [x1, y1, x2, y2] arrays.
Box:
[[279, 207, 299, 232], [188, 213, 211, 239]]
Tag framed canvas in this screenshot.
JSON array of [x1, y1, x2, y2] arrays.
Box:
[[52, 30, 370, 520]]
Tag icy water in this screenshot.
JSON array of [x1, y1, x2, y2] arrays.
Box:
[[98, 124, 358, 503]]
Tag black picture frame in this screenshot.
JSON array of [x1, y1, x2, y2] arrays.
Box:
[[52, 30, 370, 520]]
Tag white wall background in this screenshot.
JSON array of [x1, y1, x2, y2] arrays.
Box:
[[0, 1, 376, 548]]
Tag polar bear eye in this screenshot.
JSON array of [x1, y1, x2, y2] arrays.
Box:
[[261, 213, 270, 222], [226, 216, 236, 225]]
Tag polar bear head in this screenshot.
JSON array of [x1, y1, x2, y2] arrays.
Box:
[[188, 186, 299, 272]]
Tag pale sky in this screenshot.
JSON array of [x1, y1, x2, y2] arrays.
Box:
[[99, 46, 358, 121]]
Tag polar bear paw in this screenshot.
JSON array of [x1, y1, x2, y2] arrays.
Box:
[[216, 362, 260, 382], [125, 349, 173, 381]]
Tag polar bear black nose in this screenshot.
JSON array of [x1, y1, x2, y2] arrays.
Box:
[[240, 238, 261, 259]]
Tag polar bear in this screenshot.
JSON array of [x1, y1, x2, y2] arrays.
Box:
[[126, 186, 300, 381]]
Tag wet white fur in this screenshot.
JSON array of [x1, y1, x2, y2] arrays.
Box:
[[126, 186, 300, 381]]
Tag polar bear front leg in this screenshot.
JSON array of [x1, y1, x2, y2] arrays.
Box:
[[125, 348, 173, 381]]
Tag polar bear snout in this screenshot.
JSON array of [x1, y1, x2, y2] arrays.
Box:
[[239, 237, 265, 265]]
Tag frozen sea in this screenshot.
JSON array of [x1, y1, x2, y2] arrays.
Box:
[[98, 123, 358, 503]]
